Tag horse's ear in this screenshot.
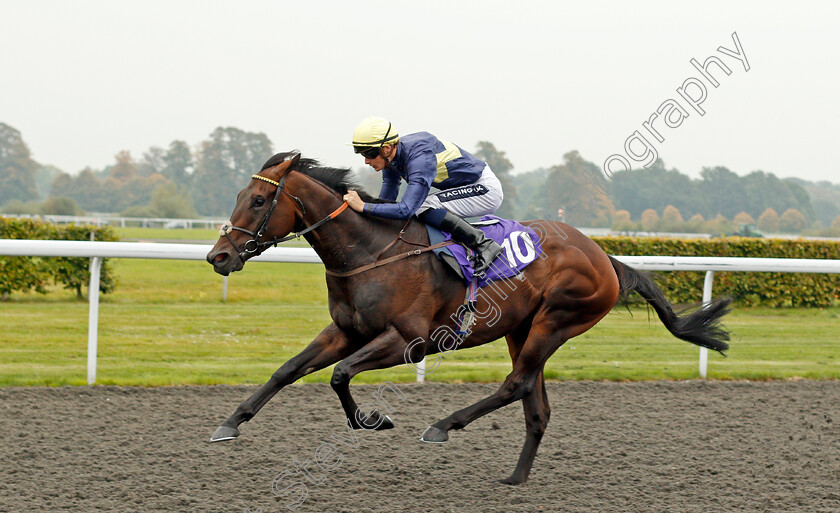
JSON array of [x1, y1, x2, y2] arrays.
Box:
[[272, 153, 302, 177], [286, 153, 301, 169]]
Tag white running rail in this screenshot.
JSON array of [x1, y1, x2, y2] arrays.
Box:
[[2, 239, 839, 383]]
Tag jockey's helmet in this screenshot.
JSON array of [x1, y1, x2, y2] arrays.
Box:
[[351, 116, 399, 157]]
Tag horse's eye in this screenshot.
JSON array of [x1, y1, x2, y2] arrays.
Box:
[[253, 197, 266, 208]]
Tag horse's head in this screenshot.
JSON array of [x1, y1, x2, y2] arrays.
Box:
[[207, 153, 302, 275]]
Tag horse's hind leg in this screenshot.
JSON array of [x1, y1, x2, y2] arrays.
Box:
[[210, 322, 354, 442], [419, 329, 562, 447], [501, 369, 550, 485], [419, 241, 620, 481], [420, 310, 603, 482], [498, 330, 551, 485]]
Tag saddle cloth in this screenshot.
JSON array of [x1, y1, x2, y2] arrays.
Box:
[[425, 215, 544, 287]]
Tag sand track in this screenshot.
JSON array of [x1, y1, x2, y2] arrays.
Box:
[[2, 381, 839, 512]]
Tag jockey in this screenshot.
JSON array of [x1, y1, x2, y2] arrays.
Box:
[[343, 116, 505, 275]]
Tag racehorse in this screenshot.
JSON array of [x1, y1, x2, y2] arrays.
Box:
[[206, 152, 731, 484]]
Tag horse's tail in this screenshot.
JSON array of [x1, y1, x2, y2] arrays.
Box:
[[608, 256, 731, 355]]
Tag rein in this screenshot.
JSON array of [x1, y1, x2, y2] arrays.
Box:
[[325, 241, 454, 278], [327, 217, 455, 277], [222, 172, 454, 276]]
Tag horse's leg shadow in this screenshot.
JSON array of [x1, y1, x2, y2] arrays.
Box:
[[210, 322, 354, 442]]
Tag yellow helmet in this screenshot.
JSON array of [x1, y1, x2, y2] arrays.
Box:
[[351, 116, 399, 154]]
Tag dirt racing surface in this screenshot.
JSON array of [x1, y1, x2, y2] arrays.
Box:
[[2, 381, 839, 513]]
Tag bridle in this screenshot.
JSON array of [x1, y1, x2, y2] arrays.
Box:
[[220, 172, 348, 263]]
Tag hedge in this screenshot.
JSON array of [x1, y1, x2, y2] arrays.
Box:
[[594, 236, 840, 307], [0, 218, 118, 298]]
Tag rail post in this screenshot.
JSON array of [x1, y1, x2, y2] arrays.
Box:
[[416, 357, 426, 383], [87, 257, 103, 385], [699, 270, 715, 378]]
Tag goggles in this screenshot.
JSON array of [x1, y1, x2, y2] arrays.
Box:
[[355, 146, 381, 159]]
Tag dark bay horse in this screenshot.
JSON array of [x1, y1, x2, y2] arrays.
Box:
[[206, 152, 731, 484]]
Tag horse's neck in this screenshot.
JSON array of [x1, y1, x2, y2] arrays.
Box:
[[291, 174, 419, 272]]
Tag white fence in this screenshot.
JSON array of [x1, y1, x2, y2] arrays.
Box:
[[2, 239, 840, 384]]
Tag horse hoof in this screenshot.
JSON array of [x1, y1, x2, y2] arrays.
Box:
[[499, 475, 527, 485], [377, 414, 395, 430], [419, 425, 448, 443], [210, 425, 240, 442], [353, 412, 395, 430], [376, 415, 394, 431]]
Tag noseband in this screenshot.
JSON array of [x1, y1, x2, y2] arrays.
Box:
[[220, 173, 348, 262]]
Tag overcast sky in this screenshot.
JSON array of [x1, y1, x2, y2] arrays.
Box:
[[2, 0, 838, 183]]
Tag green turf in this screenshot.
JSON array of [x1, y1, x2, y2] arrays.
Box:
[[1, 246, 838, 386]]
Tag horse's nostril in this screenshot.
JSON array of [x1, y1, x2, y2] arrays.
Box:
[[214, 253, 228, 263]]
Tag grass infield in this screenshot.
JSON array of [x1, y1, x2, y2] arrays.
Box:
[[1, 228, 838, 386]]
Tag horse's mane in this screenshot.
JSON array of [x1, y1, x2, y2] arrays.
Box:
[[261, 152, 388, 204]]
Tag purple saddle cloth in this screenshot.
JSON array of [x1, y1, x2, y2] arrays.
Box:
[[426, 215, 544, 287]]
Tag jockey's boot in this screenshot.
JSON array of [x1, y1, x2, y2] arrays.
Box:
[[439, 212, 504, 275]]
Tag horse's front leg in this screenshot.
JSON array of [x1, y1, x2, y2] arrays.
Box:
[[210, 322, 355, 442], [329, 325, 421, 430]]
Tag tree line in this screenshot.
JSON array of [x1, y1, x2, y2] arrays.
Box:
[[0, 123, 271, 218], [506, 152, 840, 236], [2, 121, 840, 235]]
